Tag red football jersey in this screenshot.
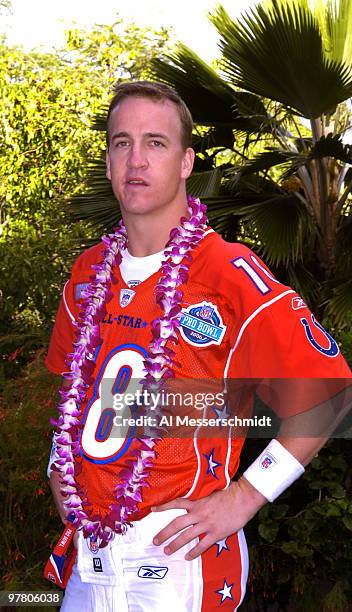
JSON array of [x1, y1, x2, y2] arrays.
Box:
[[46, 230, 351, 521]]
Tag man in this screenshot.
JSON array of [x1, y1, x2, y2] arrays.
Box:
[[46, 81, 351, 611]]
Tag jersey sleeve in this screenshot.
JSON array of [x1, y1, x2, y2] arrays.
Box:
[[218, 242, 352, 418], [45, 243, 104, 375], [45, 276, 78, 375]]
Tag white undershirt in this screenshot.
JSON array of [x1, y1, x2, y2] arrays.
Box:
[[119, 248, 164, 287]]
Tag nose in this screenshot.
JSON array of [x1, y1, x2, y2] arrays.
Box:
[[127, 144, 148, 169]]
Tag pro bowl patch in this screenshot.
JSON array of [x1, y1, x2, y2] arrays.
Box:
[[179, 301, 226, 347]]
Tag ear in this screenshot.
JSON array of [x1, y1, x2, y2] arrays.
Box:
[[106, 150, 111, 181], [181, 147, 195, 180]]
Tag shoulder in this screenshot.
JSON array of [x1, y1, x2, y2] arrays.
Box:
[[70, 241, 106, 278], [199, 230, 272, 276], [198, 230, 279, 289], [196, 229, 293, 314], [200, 229, 252, 260]]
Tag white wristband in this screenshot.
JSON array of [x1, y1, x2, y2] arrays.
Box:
[[243, 439, 305, 502]]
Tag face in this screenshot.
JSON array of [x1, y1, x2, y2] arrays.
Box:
[[106, 96, 194, 219]]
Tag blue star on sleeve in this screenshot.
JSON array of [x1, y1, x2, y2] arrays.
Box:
[[211, 401, 230, 421]]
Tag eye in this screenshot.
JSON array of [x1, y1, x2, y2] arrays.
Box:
[[150, 140, 165, 147], [114, 140, 129, 148]]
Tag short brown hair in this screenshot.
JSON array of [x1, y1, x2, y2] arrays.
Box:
[[106, 80, 193, 149]]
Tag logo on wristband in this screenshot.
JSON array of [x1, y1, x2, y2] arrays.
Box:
[[260, 452, 277, 470]]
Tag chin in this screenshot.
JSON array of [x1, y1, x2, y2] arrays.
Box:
[[120, 202, 156, 216], [119, 191, 153, 209]]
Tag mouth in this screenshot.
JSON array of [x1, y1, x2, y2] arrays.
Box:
[[126, 178, 149, 187]]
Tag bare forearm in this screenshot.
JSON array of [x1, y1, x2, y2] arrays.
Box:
[[276, 435, 327, 467], [277, 385, 352, 465]]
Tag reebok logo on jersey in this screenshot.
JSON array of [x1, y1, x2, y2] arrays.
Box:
[[179, 301, 226, 347], [119, 288, 136, 308], [137, 566, 168, 579], [93, 558, 103, 572], [260, 452, 277, 470], [292, 297, 307, 310]]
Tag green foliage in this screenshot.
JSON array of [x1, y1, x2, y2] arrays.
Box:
[[210, 3, 352, 119], [66, 19, 169, 85], [0, 353, 62, 606], [1, 48, 100, 222], [0, 19, 170, 373], [310, 0, 352, 66], [323, 315, 352, 364], [148, 0, 352, 323], [0, 41, 102, 372], [240, 438, 352, 610], [0, 220, 84, 382]]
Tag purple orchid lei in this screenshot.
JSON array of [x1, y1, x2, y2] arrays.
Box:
[[50, 195, 208, 547]]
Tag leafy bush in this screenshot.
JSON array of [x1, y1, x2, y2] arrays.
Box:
[[0, 20, 170, 378], [240, 437, 352, 611], [0, 352, 61, 610]]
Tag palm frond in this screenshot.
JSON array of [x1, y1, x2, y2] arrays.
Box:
[[149, 43, 237, 126], [325, 279, 352, 326], [149, 43, 274, 135], [314, 0, 352, 67], [286, 262, 321, 306], [188, 173, 241, 227], [310, 133, 352, 164], [92, 109, 109, 133], [187, 169, 222, 198], [336, 215, 352, 273], [236, 149, 308, 178], [232, 91, 268, 118], [232, 135, 352, 185], [192, 191, 245, 241], [192, 127, 234, 157], [210, 3, 352, 118], [237, 194, 316, 266], [70, 158, 120, 233]]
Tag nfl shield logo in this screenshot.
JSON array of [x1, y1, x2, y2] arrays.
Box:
[[199, 305, 214, 320], [119, 288, 135, 308], [260, 452, 277, 470], [88, 536, 101, 554]]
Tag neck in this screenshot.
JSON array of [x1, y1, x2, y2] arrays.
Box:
[[122, 197, 189, 256]]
